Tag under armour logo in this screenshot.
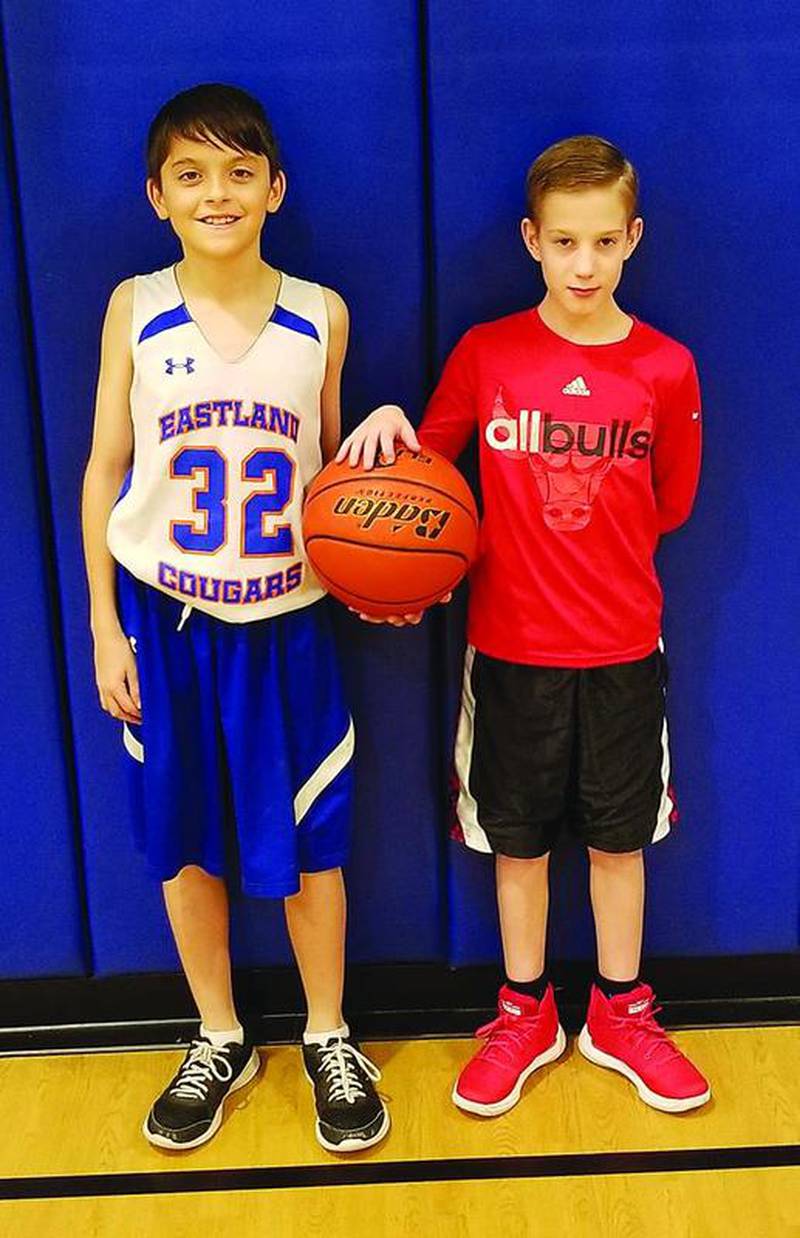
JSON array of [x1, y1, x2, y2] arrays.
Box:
[[165, 357, 195, 375]]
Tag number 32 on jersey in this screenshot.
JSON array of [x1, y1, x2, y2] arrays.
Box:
[[169, 446, 295, 557]]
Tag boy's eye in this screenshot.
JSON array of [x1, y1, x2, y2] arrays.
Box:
[[178, 170, 201, 183], [598, 237, 618, 247], [556, 238, 572, 247], [231, 168, 254, 180]]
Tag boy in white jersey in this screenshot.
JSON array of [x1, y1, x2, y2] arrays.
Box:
[[82, 84, 388, 1152]]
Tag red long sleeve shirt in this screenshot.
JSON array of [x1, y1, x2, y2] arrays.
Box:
[[419, 308, 702, 667]]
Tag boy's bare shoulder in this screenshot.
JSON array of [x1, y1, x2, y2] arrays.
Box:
[[103, 278, 135, 338], [321, 285, 349, 326], [107, 277, 135, 312], [99, 278, 136, 362], [320, 287, 350, 360]]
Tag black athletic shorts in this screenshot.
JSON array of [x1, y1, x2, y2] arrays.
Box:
[[451, 645, 676, 858]]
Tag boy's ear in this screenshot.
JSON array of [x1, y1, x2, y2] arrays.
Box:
[[146, 177, 169, 221], [625, 216, 644, 259], [520, 217, 542, 263], [266, 169, 287, 216]]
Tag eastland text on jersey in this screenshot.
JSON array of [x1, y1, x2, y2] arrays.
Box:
[[159, 399, 300, 444]]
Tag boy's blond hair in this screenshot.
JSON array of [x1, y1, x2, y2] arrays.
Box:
[[525, 135, 638, 222]]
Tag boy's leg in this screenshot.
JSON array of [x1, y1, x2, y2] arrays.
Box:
[[587, 847, 644, 982], [576, 654, 709, 1111], [454, 849, 565, 1116], [284, 867, 345, 1032], [162, 864, 239, 1030], [451, 650, 571, 1116], [576, 649, 659, 994], [581, 846, 708, 1111], [143, 863, 259, 1150], [496, 852, 550, 984], [116, 574, 260, 1150], [216, 600, 386, 1153], [286, 867, 389, 1153]]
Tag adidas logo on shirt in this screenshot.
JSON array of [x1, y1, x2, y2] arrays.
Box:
[[562, 375, 591, 397]]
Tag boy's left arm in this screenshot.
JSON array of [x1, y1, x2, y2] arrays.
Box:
[[320, 287, 350, 463], [652, 354, 703, 534]]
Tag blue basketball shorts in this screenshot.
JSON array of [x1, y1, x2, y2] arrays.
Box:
[[117, 568, 354, 897]]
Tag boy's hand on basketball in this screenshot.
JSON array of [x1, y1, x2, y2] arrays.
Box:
[[336, 404, 420, 470], [349, 592, 452, 625], [93, 626, 142, 724]]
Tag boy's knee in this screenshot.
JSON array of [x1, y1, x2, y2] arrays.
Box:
[[496, 851, 551, 867], [587, 846, 643, 865], [286, 867, 344, 897], [163, 863, 219, 888]]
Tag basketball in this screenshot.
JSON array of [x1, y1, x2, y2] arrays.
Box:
[[302, 447, 479, 616]]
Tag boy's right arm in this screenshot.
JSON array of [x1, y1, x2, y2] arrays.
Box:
[[81, 279, 141, 724]]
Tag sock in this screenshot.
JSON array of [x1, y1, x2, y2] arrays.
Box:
[[200, 1023, 244, 1047], [504, 973, 549, 1002], [303, 1022, 349, 1046], [595, 973, 640, 999]]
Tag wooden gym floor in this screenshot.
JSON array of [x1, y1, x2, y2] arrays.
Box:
[[0, 1025, 798, 1236]]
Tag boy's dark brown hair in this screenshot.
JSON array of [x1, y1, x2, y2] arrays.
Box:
[[147, 83, 282, 185], [525, 135, 638, 222]]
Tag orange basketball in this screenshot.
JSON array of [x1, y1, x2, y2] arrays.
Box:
[[302, 447, 479, 617]]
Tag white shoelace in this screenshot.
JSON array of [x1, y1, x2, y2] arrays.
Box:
[[317, 1040, 381, 1104], [169, 1040, 235, 1101]]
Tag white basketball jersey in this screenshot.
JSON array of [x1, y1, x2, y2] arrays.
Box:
[[107, 266, 328, 622]]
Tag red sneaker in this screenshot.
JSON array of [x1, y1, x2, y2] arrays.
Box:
[[453, 984, 566, 1116], [578, 983, 711, 1113]]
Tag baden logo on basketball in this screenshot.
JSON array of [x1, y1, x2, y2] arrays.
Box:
[[332, 495, 452, 540]]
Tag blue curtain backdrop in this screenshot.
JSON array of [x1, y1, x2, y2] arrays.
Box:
[[0, 59, 85, 977], [0, 0, 797, 980]]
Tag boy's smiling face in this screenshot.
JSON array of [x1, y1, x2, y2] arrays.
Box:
[[521, 183, 643, 320], [147, 135, 285, 258]]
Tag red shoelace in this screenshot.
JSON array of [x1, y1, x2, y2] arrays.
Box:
[[473, 1012, 541, 1066], [607, 998, 685, 1065]]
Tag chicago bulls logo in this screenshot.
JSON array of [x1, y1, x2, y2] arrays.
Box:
[[485, 387, 653, 533]]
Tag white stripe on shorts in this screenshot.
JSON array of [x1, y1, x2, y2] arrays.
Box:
[[123, 723, 144, 764], [294, 717, 355, 827], [651, 636, 673, 843], [651, 712, 674, 843], [454, 645, 493, 853]]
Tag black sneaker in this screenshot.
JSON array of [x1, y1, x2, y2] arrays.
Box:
[[143, 1037, 260, 1150], [302, 1034, 390, 1152]]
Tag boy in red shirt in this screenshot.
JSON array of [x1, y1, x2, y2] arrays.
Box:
[[340, 135, 710, 1115]]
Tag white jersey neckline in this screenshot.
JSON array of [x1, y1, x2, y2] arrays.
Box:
[[170, 264, 285, 366]]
